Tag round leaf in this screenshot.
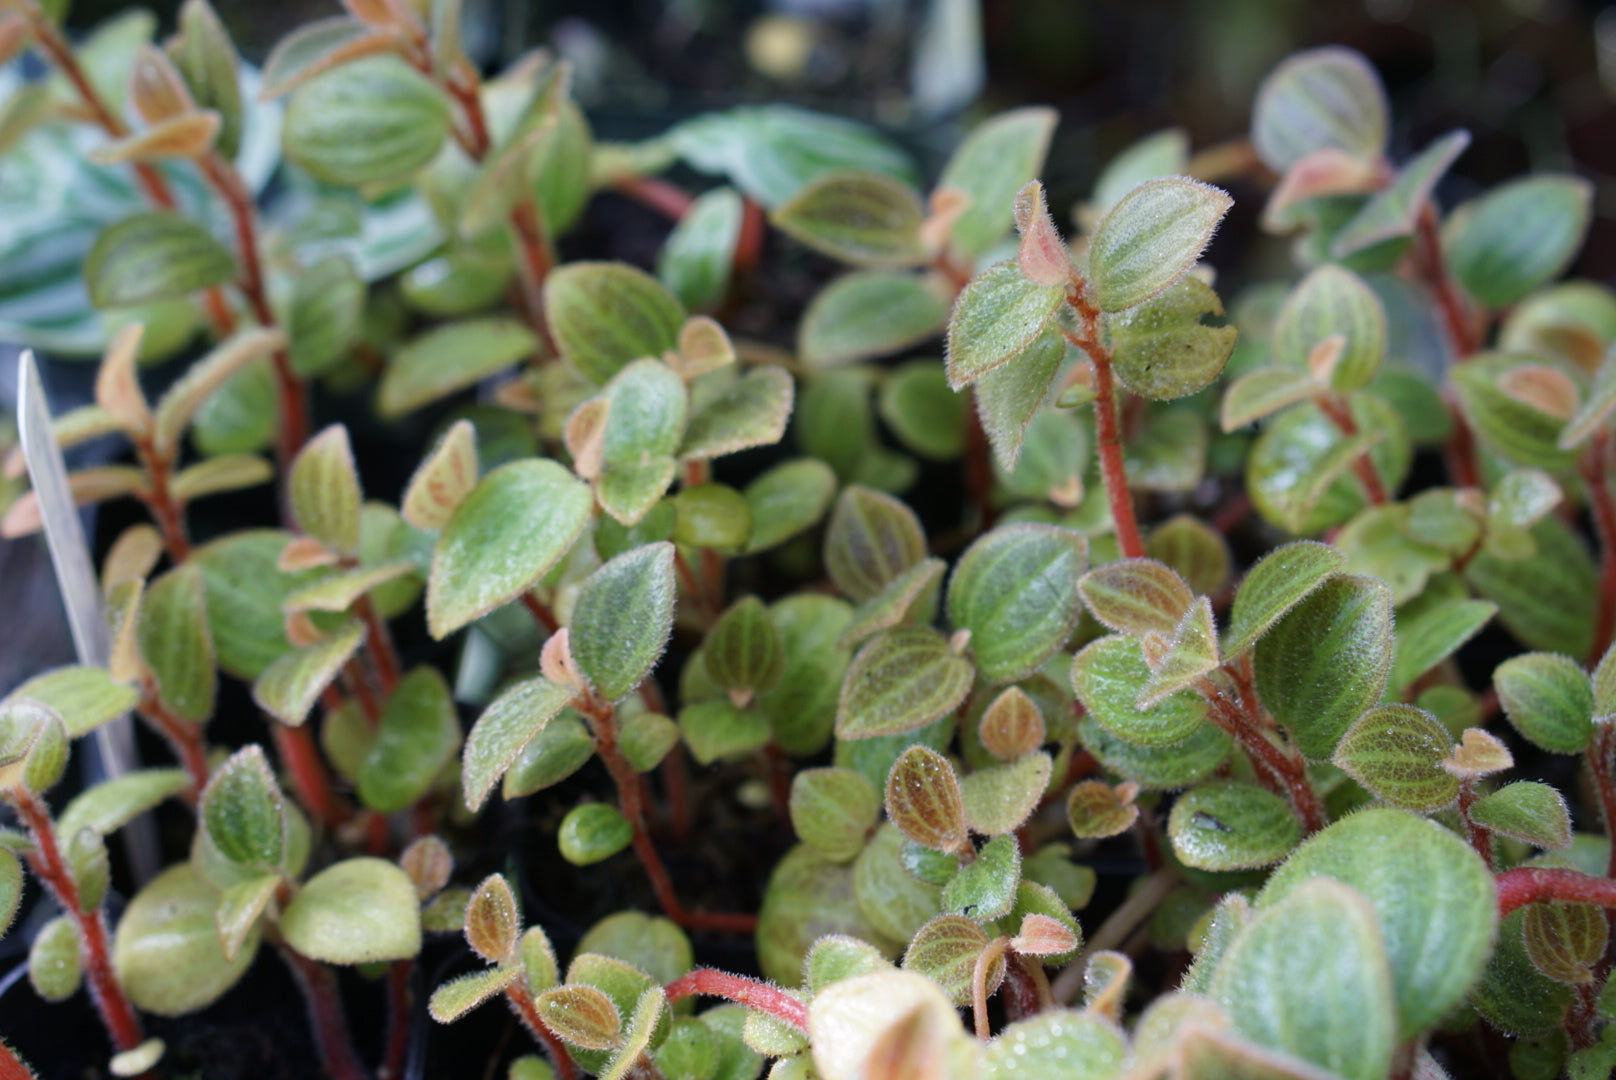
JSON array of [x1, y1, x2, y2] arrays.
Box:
[[947, 523, 1086, 683], [280, 857, 422, 965], [1167, 781, 1301, 871]]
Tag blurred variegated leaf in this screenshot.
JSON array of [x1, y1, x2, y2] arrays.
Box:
[[837, 628, 972, 740], [1251, 46, 1388, 172], [378, 318, 539, 418], [1446, 175, 1593, 310], [1332, 704, 1459, 812], [772, 170, 928, 268], [546, 261, 686, 385], [252, 619, 365, 726], [800, 270, 948, 371]]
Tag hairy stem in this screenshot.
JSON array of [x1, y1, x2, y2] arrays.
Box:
[[972, 937, 1011, 1039], [355, 595, 402, 696], [664, 970, 807, 1030], [13, 788, 143, 1053], [1065, 295, 1145, 558], [137, 685, 209, 800], [1199, 676, 1326, 834], [271, 722, 346, 829], [1587, 723, 1616, 880], [1415, 204, 1481, 359], [1456, 777, 1495, 872], [1495, 867, 1616, 916], [0, 1038, 34, 1080], [276, 943, 372, 1080], [130, 437, 191, 562], [1315, 393, 1389, 505]]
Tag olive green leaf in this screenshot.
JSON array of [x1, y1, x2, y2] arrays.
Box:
[[1465, 517, 1596, 658], [170, 454, 273, 503], [594, 359, 689, 524], [1247, 395, 1410, 534], [945, 260, 1067, 389], [978, 687, 1046, 761], [281, 561, 416, 616], [1331, 704, 1458, 812], [1087, 177, 1232, 313], [57, 768, 187, 839], [0, 847, 20, 938], [357, 666, 460, 813], [1523, 902, 1607, 986], [1110, 276, 1239, 401], [1332, 129, 1470, 261], [1251, 46, 1388, 172], [252, 619, 366, 726], [705, 596, 785, 703], [1472, 909, 1575, 1038], [678, 700, 770, 765], [759, 595, 856, 756], [1272, 264, 1386, 392], [1212, 879, 1395, 1080], [0, 699, 68, 794], [735, 461, 832, 556], [1220, 366, 1320, 432], [824, 485, 928, 603], [129, 571, 218, 723], [790, 767, 879, 863], [1451, 354, 1575, 472], [1066, 779, 1139, 839], [979, 1011, 1127, 1080], [546, 261, 686, 385], [941, 833, 1021, 922], [879, 361, 967, 462], [378, 319, 539, 419], [1260, 807, 1497, 1039], [287, 252, 364, 377], [1071, 634, 1208, 747], [558, 804, 634, 866], [260, 16, 399, 99], [960, 752, 1052, 836], [679, 365, 794, 461], [670, 482, 751, 552], [947, 523, 1087, 683], [503, 713, 595, 799], [1169, 781, 1301, 870], [283, 56, 450, 187], [833, 552, 939, 651], [772, 170, 928, 267], [171, 0, 243, 157], [975, 326, 1065, 472], [193, 530, 323, 680], [885, 745, 968, 854], [902, 914, 996, 1006], [1470, 782, 1572, 850], [289, 425, 363, 556], [156, 329, 286, 453], [85, 212, 235, 309], [1136, 597, 1220, 709], [617, 712, 679, 773], [536, 983, 623, 1050], [571, 542, 677, 702], [215, 873, 279, 962], [280, 857, 421, 965], [799, 270, 949, 370], [1254, 574, 1392, 760], [462, 676, 576, 810], [1447, 175, 1594, 310], [1389, 597, 1495, 692], [429, 965, 523, 1023], [836, 627, 973, 740], [657, 186, 744, 312], [9, 666, 138, 738], [427, 460, 592, 639], [1495, 652, 1595, 754], [115, 864, 258, 1016], [1222, 540, 1344, 657], [200, 745, 286, 871], [937, 106, 1059, 260]]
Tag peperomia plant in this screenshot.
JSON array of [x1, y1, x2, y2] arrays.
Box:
[[0, 0, 1615, 1074]]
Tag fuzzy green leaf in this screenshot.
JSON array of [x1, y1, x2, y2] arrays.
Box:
[[1093, 129, 1191, 215], [1465, 517, 1596, 658], [1451, 354, 1575, 472], [559, 804, 635, 866], [58, 768, 188, 840], [878, 361, 967, 461], [937, 107, 1058, 260], [742, 459, 837, 555], [885, 744, 968, 853], [944, 261, 1066, 389], [975, 327, 1065, 472], [200, 745, 286, 871], [1136, 597, 1221, 708], [824, 485, 928, 603], [463, 676, 575, 810], [679, 365, 794, 461], [283, 56, 450, 187], [948, 523, 1086, 683], [1254, 574, 1392, 760], [836, 627, 973, 739], [193, 530, 322, 679], [252, 620, 365, 726], [979, 1012, 1128, 1080], [678, 700, 770, 764], [902, 914, 995, 1006], [572, 542, 677, 701], [427, 460, 592, 639], [546, 261, 686, 385], [960, 751, 1052, 836], [1272, 264, 1386, 391], [1470, 781, 1572, 850], [1168, 780, 1301, 871], [1332, 704, 1459, 811], [429, 965, 522, 1022], [0, 848, 19, 939], [115, 864, 257, 1016], [1260, 807, 1497, 1039], [704, 596, 785, 700], [790, 767, 880, 863], [280, 857, 421, 964], [1222, 541, 1344, 657], [28, 915, 80, 1001], [759, 595, 856, 756], [1087, 178, 1232, 313], [1251, 46, 1388, 172], [1110, 276, 1238, 400], [1066, 779, 1139, 839], [1447, 175, 1593, 310], [9, 666, 138, 739], [799, 270, 949, 370], [85, 212, 235, 308], [357, 666, 459, 813], [1220, 367, 1319, 432], [1212, 879, 1395, 1080], [941, 834, 1021, 922], [1071, 634, 1208, 747], [289, 425, 363, 555], [378, 318, 539, 418], [657, 186, 743, 312], [1495, 652, 1594, 755], [1332, 129, 1470, 260], [771, 170, 928, 267]]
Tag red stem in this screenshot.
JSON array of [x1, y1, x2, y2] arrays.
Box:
[[1495, 867, 1616, 916], [271, 722, 346, 829], [277, 944, 373, 1080], [131, 436, 191, 563], [505, 983, 580, 1080], [612, 176, 695, 220], [580, 697, 758, 934], [13, 789, 144, 1053], [509, 202, 557, 352], [733, 199, 766, 277], [1066, 297, 1145, 558], [382, 960, 412, 1080], [1199, 677, 1326, 834], [342, 656, 384, 728], [1586, 723, 1616, 880], [356, 596, 401, 695], [1456, 777, 1495, 872], [762, 743, 792, 822], [1581, 434, 1616, 667], [1315, 393, 1389, 505], [1415, 204, 1481, 359], [138, 687, 210, 801], [521, 593, 561, 634], [663, 970, 807, 1030]]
